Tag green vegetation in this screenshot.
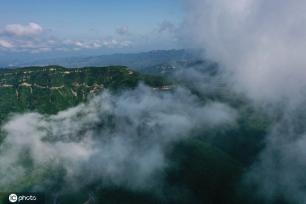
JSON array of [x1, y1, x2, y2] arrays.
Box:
[[0, 65, 270, 204], [0, 65, 169, 123]]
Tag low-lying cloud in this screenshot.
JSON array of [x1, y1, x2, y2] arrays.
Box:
[[0, 85, 236, 192], [184, 0, 306, 104], [183, 0, 306, 203]]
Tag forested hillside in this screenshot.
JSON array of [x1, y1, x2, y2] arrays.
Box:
[[0, 65, 270, 204], [0, 66, 169, 123]]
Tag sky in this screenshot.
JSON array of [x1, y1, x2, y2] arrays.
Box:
[[0, 0, 183, 63]]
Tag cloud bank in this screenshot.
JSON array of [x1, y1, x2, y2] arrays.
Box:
[[183, 0, 306, 203], [0, 85, 236, 192], [184, 0, 306, 103]]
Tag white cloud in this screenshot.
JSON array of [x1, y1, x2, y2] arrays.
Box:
[[0, 22, 169, 54], [0, 39, 13, 48], [70, 39, 132, 49], [183, 0, 306, 103], [5, 22, 43, 37]]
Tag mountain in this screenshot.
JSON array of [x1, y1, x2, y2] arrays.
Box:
[[0, 65, 169, 123], [0, 64, 268, 204], [7, 49, 202, 71]]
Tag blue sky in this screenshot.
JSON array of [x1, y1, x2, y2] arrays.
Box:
[[0, 0, 183, 62]]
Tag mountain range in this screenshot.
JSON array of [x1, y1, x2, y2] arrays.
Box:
[[3, 49, 202, 70]]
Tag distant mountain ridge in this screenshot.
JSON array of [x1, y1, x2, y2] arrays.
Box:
[[6, 49, 202, 70]]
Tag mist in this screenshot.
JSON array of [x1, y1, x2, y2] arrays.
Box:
[[1, 1, 305, 202], [183, 0, 306, 203], [184, 0, 306, 103], [0, 85, 236, 192]]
